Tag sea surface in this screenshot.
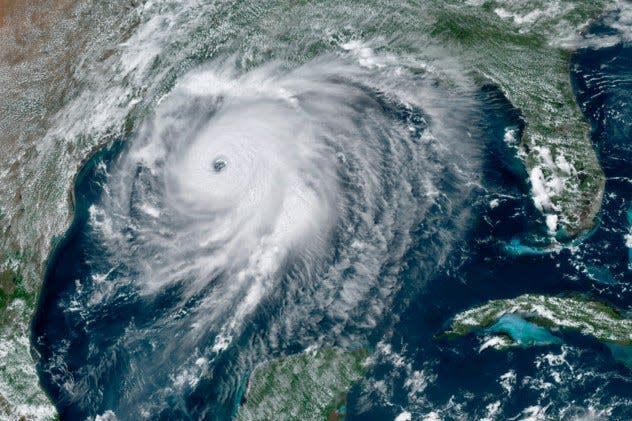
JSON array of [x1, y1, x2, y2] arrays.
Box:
[[32, 14, 632, 421]]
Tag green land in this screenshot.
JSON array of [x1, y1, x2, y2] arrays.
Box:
[[444, 294, 632, 345], [428, 0, 607, 238], [237, 348, 368, 421]]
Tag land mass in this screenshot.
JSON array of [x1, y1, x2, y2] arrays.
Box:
[[443, 294, 632, 346], [237, 347, 368, 421], [428, 0, 608, 238]]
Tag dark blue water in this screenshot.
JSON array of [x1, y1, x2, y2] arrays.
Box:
[[345, 27, 632, 420], [33, 21, 632, 421]]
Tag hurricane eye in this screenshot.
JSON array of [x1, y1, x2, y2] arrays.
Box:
[[212, 157, 228, 173]]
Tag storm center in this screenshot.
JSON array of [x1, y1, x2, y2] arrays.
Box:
[[213, 157, 228, 173]]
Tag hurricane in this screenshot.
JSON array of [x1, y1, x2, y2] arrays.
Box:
[[33, 51, 481, 418], [6, 0, 628, 419]]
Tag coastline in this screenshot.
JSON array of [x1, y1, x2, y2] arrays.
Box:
[[0, 1, 129, 418]]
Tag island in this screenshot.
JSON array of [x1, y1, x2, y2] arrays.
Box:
[[443, 294, 632, 348]]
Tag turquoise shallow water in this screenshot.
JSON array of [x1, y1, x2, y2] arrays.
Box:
[[486, 314, 562, 347]]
